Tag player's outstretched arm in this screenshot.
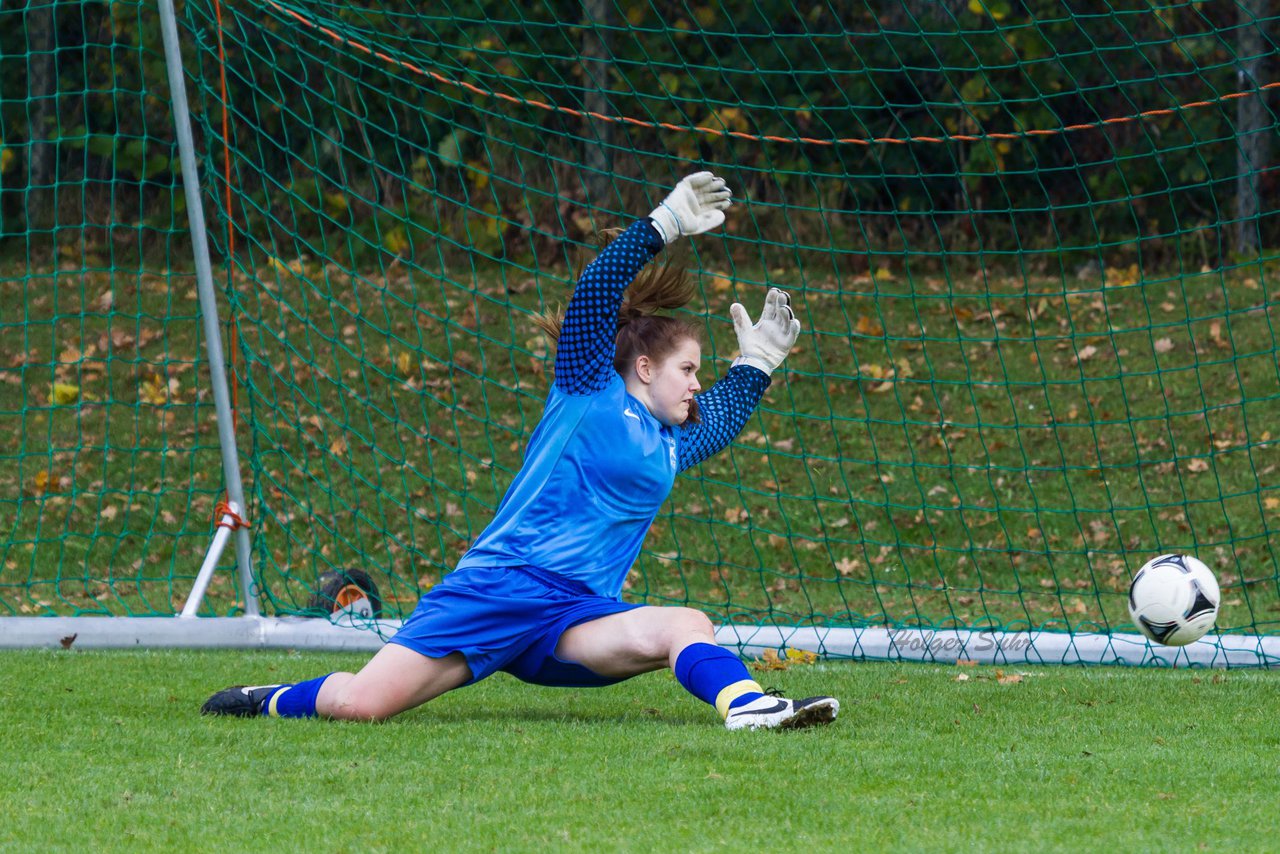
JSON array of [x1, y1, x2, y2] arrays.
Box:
[[677, 287, 801, 470], [556, 173, 733, 394]]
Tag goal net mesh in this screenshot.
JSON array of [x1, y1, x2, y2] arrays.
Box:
[[3, 0, 1278, 658]]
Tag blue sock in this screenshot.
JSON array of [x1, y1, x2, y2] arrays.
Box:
[[261, 674, 333, 718], [673, 643, 764, 719]]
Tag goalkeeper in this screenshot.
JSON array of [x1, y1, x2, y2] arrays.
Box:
[[203, 172, 838, 731]]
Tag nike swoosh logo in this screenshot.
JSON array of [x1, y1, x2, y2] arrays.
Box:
[[732, 700, 789, 716], [624, 408, 640, 421]]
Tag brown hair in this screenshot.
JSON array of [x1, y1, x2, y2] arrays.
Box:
[[536, 229, 703, 421]]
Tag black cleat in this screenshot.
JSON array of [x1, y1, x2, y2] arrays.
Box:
[[200, 684, 284, 717]]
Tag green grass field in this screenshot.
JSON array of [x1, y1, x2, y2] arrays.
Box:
[[2, 649, 1276, 851]]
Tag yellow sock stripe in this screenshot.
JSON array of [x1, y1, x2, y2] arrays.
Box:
[[266, 686, 290, 717], [714, 679, 763, 719]]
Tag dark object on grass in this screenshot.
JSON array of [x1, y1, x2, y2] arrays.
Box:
[[307, 569, 383, 619]]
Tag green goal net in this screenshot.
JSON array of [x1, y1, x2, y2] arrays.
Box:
[[3, 0, 1278, 662]]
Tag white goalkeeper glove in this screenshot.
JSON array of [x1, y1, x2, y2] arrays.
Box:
[[730, 288, 801, 376], [647, 171, 733, 245]]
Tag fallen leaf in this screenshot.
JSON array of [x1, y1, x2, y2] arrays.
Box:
[[269, 256, 304, 276], [706, 272, 733, 294], [855, 314, 883, 337], [1072, 344, 1098, 364], [834, 556, 861, 577], [52, 383, 81, 405], [750, 648, 791, 672], [30, 470, 59, 496], [858, 363, 896, 393], [1154, 338, 1174, 354], [785, 648, 819, 666], [1186, 458, 1210, 473], [139, 374, 169, 405]]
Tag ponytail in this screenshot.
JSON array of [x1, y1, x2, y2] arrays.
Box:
[[535, 228, 699, 350], [534, 229, 704, 422]]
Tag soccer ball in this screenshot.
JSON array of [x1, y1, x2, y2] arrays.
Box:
[[1127, 553, 1220, 646]]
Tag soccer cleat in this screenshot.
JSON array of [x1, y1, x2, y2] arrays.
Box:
[[200, 684, 284, 717], [723, 691, 839, 731]]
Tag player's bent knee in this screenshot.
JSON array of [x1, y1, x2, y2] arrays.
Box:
[[638, 607, 714, 663], [668, 606, 715, 639]]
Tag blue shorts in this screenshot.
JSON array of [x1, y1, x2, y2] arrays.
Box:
[[387, 566, 641, 687]]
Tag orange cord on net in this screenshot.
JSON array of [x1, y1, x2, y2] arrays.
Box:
[[202, 7, 1273, 539], [264, 0, 1278, 148], [213, 499, 251, 531]]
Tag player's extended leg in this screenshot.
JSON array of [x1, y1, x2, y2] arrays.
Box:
[[553, 606, 838, 730], [201, 644, 471, 721], [553, 604, 715, 676], [317, 644, 471, 721]]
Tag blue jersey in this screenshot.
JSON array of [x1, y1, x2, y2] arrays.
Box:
[[454, 219, 770, 598]]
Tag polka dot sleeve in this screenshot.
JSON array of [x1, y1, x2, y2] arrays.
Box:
[[555, 219, 665, 396], [676, 364, 771, 471]]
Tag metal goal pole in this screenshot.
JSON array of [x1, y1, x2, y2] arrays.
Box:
[[157, 0, 258, 617]]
